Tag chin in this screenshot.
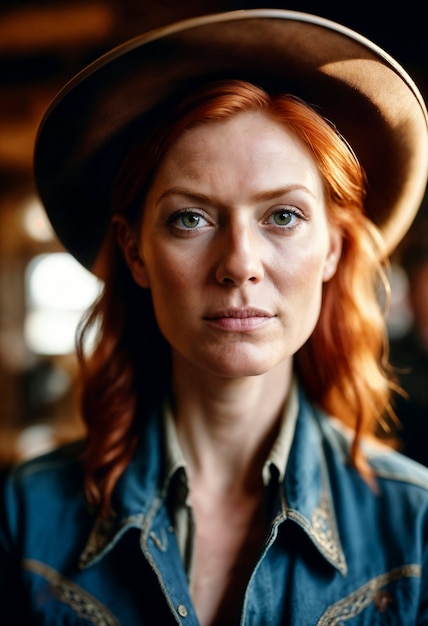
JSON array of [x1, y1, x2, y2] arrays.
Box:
[[201, 353, 286, 379]]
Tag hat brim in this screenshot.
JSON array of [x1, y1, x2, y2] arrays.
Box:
[[34, 8, 428, 270]]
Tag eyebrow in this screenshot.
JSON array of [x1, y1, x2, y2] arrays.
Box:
[[156, 184, 316, 204]]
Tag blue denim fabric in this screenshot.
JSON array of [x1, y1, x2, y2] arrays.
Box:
[[1, 388, 428, 625]]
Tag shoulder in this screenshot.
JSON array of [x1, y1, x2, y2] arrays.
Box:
[[320, 412, 428, 491], [7, 439, 84, 484], [0, 441, 96, 600], [2, 440, 87, 524], [365, 439, 428, 490]]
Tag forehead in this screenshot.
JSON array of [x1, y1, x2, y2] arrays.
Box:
[[171, 109, 302, 146], [155, 110, 320, 177]]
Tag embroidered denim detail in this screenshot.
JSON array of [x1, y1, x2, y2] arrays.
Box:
[[288, 493, 347, 575], [79, 513, 147, 568], [150, 526, 169, 552], [79, 511, 117, 568], [310, 496, 347, 574], [23, 559, 120, 625], [316, 564, 422, 624]]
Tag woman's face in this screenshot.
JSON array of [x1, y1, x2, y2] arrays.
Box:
[[123, 110, 342, 378]]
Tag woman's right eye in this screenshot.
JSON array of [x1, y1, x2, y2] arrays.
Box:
[[168, 209, 209, 230]]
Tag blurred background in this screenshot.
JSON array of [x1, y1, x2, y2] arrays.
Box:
[[0, 0, 427, 471]]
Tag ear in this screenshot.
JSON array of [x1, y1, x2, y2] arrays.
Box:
[[323, 225, 343, 282], [114, 216, 150, 288]]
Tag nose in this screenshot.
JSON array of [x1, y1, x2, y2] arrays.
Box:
[[215, 221, 264, 286]]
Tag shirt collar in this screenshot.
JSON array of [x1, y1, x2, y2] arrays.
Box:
[[282, 388, 347, 575], [262, 377, 299, 485]]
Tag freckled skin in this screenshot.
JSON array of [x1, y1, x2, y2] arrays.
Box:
[[132, 111, 341, 379]]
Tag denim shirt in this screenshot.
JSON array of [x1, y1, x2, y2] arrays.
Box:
[[1, 388, 428, 625]]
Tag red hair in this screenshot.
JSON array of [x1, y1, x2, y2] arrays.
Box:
[[77, 79, 397, 515]]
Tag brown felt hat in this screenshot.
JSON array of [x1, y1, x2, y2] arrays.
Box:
[[34, 8, 428, 271]]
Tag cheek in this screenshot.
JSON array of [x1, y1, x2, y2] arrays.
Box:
[[275, 244, 329, 294], [141, 239, 180, 287], [276, 247, 328, 336], [297, 264, 325, 316], [143, 247, 199, 317]]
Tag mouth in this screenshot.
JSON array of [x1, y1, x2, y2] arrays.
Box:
[[204, 307, 274, 331]]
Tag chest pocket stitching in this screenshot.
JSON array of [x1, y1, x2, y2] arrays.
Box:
[[316, 564, 421, 625], [23, 558, 121, 626]]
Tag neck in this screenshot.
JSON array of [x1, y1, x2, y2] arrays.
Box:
[[170, 354, 293, 491]]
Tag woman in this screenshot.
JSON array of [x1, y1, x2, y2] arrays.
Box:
[[1, 9, 428, 626]]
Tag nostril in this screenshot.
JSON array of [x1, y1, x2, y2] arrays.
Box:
[[220, 275, 258, 285]]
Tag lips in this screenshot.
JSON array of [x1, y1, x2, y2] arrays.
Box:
[[204, 307, 273, 331]]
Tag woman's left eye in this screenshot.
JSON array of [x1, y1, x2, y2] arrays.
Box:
[[268, 208, 299, 227]]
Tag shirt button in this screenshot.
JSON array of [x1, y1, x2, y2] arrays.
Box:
[[178, 604, 188, 617]]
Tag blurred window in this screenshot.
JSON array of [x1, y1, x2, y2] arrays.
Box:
[[24, 253, 101, 355]]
